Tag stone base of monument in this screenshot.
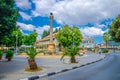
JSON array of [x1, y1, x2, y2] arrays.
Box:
[[47, 43, 55, 55]]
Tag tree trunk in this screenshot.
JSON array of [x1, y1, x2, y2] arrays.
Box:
[[70, 56, 76, 63], [27, 58, 38, 70]]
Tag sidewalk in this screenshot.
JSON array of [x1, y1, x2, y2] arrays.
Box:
[[0, 53, 105, 80]]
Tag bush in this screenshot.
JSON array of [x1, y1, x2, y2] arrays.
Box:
[[102, 48, 109, 53], [0, 51, 3, 56], [6, 50, 14, 58]]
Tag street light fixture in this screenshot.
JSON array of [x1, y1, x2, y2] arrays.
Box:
[[16, 34, 18, 54]]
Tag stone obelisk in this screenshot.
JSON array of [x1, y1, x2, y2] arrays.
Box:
[[48, 13, 55, 55], [50, 13, 53, 42]]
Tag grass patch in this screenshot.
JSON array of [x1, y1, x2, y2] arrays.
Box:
[[24, 67, 43, 72]]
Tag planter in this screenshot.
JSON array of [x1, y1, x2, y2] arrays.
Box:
[[0, 51, 3, 60], [7, 57, 12, 61], [6, 50, 14, 61], [0, 56, 2, 60]]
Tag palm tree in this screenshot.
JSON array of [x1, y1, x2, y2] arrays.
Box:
[[26, 47, 44, 70], [103, 32, 110, 48], [61, 45, 80, 63]]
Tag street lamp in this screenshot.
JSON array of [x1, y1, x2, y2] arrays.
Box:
[[16, 34, 18, 54]]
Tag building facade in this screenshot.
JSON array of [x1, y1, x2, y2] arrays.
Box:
[[80, 38, 95, 48], [35, 34, 95, 53]]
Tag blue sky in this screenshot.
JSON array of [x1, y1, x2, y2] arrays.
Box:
[[15, 0, 120, 43]]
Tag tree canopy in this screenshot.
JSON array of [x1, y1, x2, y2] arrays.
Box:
[[56, 25, 83, 63], [0, 0, 19, 44], [3, 27, 23, 47], [103, 32, 110, 48], [23, 30, 38, 45], [109, 14, 120, 42], [41, 28, 60, 39], [41, 30, 50, 39], [56, 25, 83, 47]]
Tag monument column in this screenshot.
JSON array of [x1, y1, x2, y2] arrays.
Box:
[[50, 13, 53, 42], [48, 13, 55, 55]]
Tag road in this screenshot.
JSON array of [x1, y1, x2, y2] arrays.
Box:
[[40, 53, 120, 80], [0, 53, 104, 80]]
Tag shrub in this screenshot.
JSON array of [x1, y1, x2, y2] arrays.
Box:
[[0, 51, 3, 56], [6, 50, 14, 58], [102, 48, 109, 53]]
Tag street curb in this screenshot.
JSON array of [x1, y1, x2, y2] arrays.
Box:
[[20, 58, 104, 80]]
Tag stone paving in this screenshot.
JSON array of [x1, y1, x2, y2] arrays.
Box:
[[0, 53, 105, 80]]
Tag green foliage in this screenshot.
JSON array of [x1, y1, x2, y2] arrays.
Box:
[[109, 14, 120, 42], [26, 47, 44, 59], [41, 30, 50, 39], [0, 0, 19, 44], [6, 50, 14, 58], [0, 51, 3, 56], [41, 28, 60, 39], [53, 28, 60, 33], [3, 27, 23, 47], [56, 25, 83, 47], [102, 48, 109, 53], [103, 32, 110, 42], [61, 46, 80, 60], [103, 32, 110, 48], [56, 25, 82, 62], [23, 30, 37, 45], [29, 30, 38, 44]]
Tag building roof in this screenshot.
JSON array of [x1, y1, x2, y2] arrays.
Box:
[[36, 33, 57, 42], [82, 38, 93, 41], [36, 34, 93, 42]]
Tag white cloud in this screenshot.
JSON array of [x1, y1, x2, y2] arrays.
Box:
[[32, 0, 56, 16], [36, 25, 50, 35], [80, 27, 106, 37], [17, 22, 51, 38], [15, 0, 31, 9], [32, 0, 120, 25], [17, 22, 36, 31], [19, 12, 32, 20]]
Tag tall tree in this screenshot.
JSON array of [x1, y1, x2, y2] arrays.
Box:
[[103, 32, 110, 48], [41, 28, 60, 39], [53, 28, 59, 33], [23, 30, 38, 45], [0, 0, 19, 44], [109, 14, 120, 42], [41, 30, 50, 39], [29, 30, 38, 45], [56, 25, 83, 63], [3, 27, 23, 47]]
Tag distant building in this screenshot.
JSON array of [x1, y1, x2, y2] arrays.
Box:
[[35, 33, 60, 52], [80, 38, 95, 48], [35, 34, 95, 52]]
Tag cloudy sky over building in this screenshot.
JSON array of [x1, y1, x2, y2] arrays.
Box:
[[15, 0, 120, 43]]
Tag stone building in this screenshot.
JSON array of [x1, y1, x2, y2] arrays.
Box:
[[35, 34, 95, 53], [80, 38, 95, 48]]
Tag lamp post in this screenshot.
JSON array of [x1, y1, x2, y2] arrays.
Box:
[[16, 34, 18, 54]]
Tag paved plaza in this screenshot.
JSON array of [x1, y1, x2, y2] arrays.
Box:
[[0, 53, 105, 80]]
